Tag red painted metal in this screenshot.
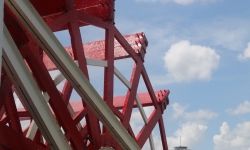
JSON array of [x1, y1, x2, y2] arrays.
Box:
[[4, 92, 22, 133], [159, 116, 169, 150], [14, 36, 82, 149], [0, 123, 45, 150], [122, 62, 143, 129], [1, 0, 170, 150], [43, 32, 146, 71], [17, 90, 169, 118]]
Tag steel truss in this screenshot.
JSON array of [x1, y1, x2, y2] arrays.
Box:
[[0, 0, 169, 149]]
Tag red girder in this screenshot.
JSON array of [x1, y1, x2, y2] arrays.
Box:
[[30, 0, 113, 27], [0, 70, 12, 111], [0, 123, 46, 150], [4, 92, 22, 133], [23, 40, 85, 150], [1, 0, 169, 150], [43, 32, 147, 71], [66, 2, 101, 147], [17, 90, 169, 118], [122, 62, 143, 129]]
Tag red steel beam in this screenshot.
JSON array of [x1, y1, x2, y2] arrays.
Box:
[[68, 12, 89, 76], [135, 89, 169, 148], [16, 90, 169, 119], [114, 90, 169, 109], [76, 11, 109, 29], [0, 123, 45, 150], [121, 62, 143, 129], [142, 67, 160, 108], [30, 0, 113, 26], [4, 92, 22, 133], [22, 40, 85, 149], [0, 70, 12, 110], [114, 27, 143, 62], [136, 109, 162, 148], [159, 116, 169, 150], [66, 2, 101, 147], [103, 25, 114, 106], [62, 80, 73, 105], [42, 32, 147, 71], [47, 11, 70, 31]]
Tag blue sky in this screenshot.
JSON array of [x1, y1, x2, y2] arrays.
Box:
[[115, 0, 250, 150], [54, 0, 250, 149]]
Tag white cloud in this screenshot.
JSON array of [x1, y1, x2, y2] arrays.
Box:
[[129, 103, 217, 149], [211, 28, 248, 51], [135, 0, 219, 5], [167, 122, 208, 149], [213, 122, 250, 150], [163, 40, 220, 82], [172, 103, 188, 119], [194, 20, 250, 51], [226, 100, 250, 115], [172, 103, 218, 122], [173, 0, 195, 5], [238, 42, 250, 61], [184, 109, 218, 121]]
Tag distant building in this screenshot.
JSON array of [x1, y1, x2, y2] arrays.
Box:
[[174, 136, 190, 150], [174, 146, 190, 150]]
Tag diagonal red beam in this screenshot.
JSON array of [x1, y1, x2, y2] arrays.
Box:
[[114, 27, 141, 62], [4, 92, 22, 133], [47, 11, 70, 31], [136, 109, 162, 148], [76, 11, 109, 29], [122, 62, 143, 128], [68, 12, 89, 76], [22, 40, 84, 149], [67, 7, 101, 147], [109, 105, 124, 120], [73, 108, 88, 126], [61, 80, 73, 105], [0, 123, 45, 150], [141, 67, 161, 108], [136, 90, 169, 148]]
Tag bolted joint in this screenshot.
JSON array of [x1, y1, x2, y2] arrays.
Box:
[[157, 90, 170, 114]]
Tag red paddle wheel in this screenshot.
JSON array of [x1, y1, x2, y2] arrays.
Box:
[[0, 0, 169, 149]]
